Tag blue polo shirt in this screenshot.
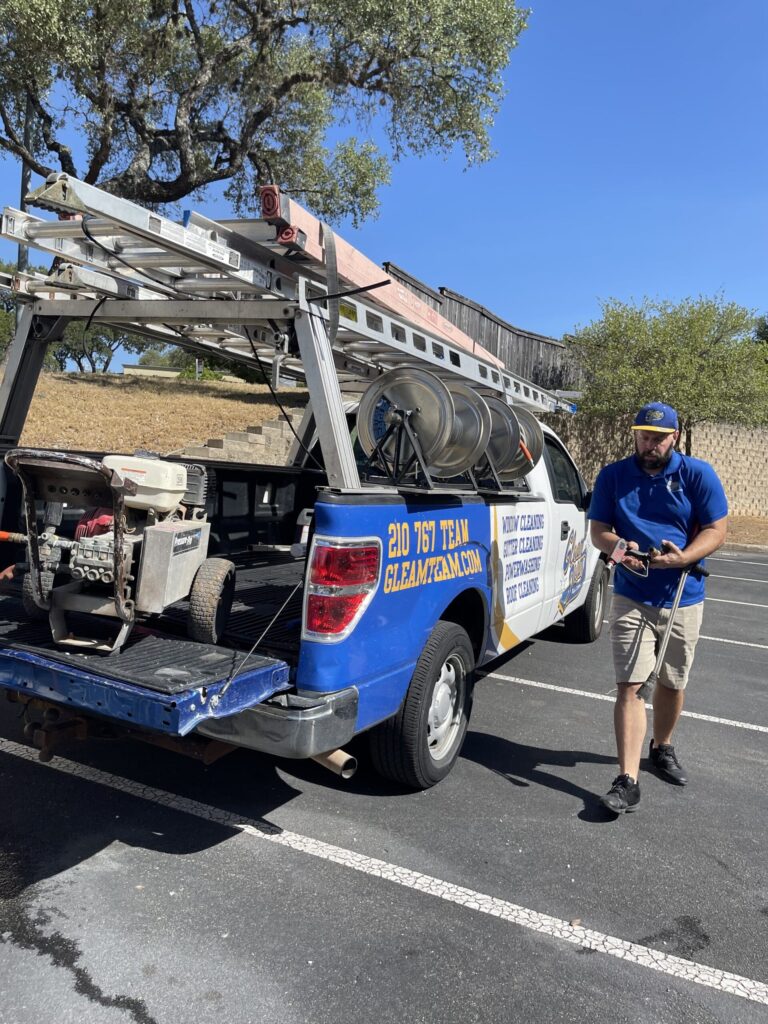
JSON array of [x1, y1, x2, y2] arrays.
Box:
[[588, 451, 728, 607]]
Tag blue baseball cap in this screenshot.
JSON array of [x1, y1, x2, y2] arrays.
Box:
[[631, 401, 679, 432]]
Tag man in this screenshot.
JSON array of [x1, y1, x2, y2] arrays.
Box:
[[588, 402, 728, 815]]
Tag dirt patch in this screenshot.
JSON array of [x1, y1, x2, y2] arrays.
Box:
[[18, 373, 307, 455], [725, 516, 768, 548]]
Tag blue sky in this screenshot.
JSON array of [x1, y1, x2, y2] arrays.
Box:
[[336, 0, 768, 338], [3, 0, 766, 345]]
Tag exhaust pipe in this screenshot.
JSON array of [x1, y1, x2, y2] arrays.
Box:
[[311, 748, 357, 779]]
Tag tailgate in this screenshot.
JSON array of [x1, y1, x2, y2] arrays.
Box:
[[0, 599, 290, 735]]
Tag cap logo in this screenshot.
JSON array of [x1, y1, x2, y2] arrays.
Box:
[[645, 410, 664, 423]]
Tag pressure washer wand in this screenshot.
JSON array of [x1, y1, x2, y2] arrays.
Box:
[[635, 560, 709, 701]]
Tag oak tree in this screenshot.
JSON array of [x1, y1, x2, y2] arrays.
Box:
[[566, 297, 768, 453], [0, 0, 529, 223]]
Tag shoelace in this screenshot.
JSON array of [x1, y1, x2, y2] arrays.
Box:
[[656, 746, 681, 768], [610, 774, 634, 791]]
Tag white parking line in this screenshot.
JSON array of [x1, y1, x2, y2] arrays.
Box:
[[708, 573, 768, 583], [707, 597, 768, 609], [484, 673, 768, 734], [1, 736, 766, 1007], [700, 634, 768, 650], [710, 556, 768, 568]]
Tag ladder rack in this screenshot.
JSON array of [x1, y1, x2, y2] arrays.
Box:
[[1, 174, 574, 488], [2, 174, 572, 412]]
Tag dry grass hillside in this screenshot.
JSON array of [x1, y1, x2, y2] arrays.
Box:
[[12, 373, 768, 548], [18, 373, 308, 455]]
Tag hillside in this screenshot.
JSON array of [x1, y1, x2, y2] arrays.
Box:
[[18, 373, 307, 455]]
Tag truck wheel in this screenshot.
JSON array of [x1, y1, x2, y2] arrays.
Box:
[[21, 573, 48, 621], [369, 621, 475, 789], [187, 558, 236, 645], [563, 560, 608, 643]]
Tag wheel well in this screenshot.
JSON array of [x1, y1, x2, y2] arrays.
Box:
[[440, 588, 487, 660]]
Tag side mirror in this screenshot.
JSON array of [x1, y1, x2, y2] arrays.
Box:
[[579, 489, 592, 512]]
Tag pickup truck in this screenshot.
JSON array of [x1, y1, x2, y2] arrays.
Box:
[[0, 174, 607, 789], [0, 419, 606, 789]]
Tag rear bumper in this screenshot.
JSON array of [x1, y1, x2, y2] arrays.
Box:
[[195, 686, 358, 758]]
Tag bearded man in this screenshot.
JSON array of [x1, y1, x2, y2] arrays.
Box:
[[587, 402, 728, 815]]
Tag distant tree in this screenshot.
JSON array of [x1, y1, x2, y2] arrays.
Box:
[[56, 324, 150, 373], [0, 0, 529, 223], [566, 297, 768, 454], [139, 341, 267, 383], [137, 346, 178, 368], [755, 314, 768, 343]]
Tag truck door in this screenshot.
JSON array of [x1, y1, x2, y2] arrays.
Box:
[[539, 434, 590, 627]]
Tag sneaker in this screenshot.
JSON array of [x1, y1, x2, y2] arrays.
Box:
[[649, 740, 688, 786], [601, 774, 641, 814]]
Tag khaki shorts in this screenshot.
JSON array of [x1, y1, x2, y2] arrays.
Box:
[[609, 593, 704, 690]]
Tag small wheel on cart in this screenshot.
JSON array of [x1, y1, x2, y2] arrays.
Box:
[[21, 572, 48, 621], [187, 558, 236, 645]]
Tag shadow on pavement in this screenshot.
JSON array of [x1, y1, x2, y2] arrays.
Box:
[[461, 729, 622, 823]]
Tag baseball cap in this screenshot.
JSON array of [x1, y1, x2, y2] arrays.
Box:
[[631, 401, 679, 432]]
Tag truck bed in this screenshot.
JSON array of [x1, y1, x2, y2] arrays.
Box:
[[187, 549, 305, 658], [0, 548, 307, 667], [0, 551, 305, 735]]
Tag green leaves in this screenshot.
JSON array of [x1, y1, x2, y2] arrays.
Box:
[[0, 0, 529, 222], [567, 296, 768, 448]]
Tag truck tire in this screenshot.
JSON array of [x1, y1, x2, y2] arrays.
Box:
[[187, 558, 236, 645], [368, 621, 475, 789], [21, 572, 48, 621], [563, 560, 608, 643]]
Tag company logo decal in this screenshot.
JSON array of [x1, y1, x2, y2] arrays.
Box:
[[172, 529, 202, 555], [557, 528, 587, 614]]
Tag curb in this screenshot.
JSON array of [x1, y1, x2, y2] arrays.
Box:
[[719, 543, 768, 555]]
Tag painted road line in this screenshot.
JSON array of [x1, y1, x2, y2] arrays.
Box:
[[708, 574, 768, 583], [0, 737, 766, 1007], [700, 634, 768, 650], [707, 597, 768, 609], [485, 674, 768, 734], [711, 557, 768, 567]]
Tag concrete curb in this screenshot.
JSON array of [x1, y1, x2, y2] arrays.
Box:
[[719, 543, 768, 555]]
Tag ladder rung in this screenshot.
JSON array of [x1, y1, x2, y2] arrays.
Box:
[[3, 174, 573, 416]]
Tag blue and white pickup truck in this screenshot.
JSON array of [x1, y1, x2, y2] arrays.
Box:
[[0, 174, 607, 789], [0, 426, 606, 789]]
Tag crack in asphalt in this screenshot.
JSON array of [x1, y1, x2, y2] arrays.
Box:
[[0, 843, 158, 1024]]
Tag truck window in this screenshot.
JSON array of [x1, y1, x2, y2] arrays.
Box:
[[543, 436, 582, 505]]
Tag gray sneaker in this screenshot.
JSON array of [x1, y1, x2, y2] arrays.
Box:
[[601, 773, 641, 814], [649, 740, 688, 786]]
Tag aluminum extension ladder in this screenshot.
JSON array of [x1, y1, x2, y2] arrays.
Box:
[[1, 173, 573, 489]]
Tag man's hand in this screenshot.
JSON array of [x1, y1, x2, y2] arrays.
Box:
[[621, 540, 648, 574], [647, 539, 686, 569]]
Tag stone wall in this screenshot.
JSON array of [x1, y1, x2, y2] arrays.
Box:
[[542, 414, 768, 517]]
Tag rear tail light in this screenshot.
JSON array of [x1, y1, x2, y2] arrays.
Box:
[[304, 538, 381, 640]]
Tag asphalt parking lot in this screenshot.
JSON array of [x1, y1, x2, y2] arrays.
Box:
[[1, 547, 766, 1024]]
